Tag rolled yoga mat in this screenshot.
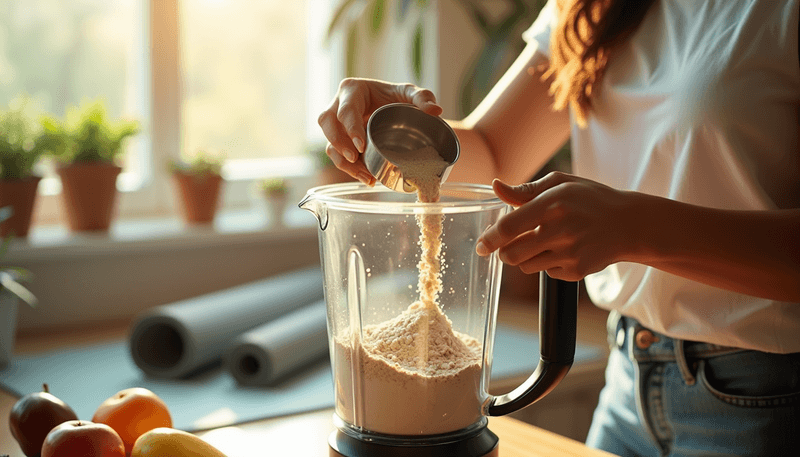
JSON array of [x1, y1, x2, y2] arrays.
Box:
[[129, 267, 324, 378], [225, 300, 328, 386]]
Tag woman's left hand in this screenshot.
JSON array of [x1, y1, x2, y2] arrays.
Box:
[[476, 172, 636, 281]]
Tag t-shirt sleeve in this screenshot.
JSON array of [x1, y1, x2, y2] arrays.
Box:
[[521, 0, 560, 59]]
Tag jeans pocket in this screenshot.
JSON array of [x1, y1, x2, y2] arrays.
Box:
[[697, 356, 800, 408]]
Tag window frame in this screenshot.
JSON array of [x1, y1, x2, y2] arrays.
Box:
[[32, 0, 333, 226]]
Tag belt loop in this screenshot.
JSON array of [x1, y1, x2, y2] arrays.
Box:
[[607, 310, 623, 349], [675, 339, 696, 386]]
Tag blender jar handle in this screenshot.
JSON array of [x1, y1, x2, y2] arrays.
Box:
[[487, 271, 579, 416]]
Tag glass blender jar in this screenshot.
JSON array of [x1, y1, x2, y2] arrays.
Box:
[[300, 182, 578, 457]]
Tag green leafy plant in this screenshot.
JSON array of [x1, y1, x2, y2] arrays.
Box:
[[260, 177, 289, 196], [327, 0, 547, 116], [41, 99, 140, 165], [168, 150, 225, 176], [327, 0, 429, 82], [0, 206, 36, 307], [0, 96, 51, 180]]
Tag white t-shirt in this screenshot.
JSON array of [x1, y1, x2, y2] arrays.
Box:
[[524, 0, 800, 353]]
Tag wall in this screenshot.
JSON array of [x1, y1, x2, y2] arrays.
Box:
[[12, 226, 320, 333]]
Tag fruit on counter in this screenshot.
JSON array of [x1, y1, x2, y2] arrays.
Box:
[[41, 420, 125, 457], [130, 427, 228, 457], [92, 387, 172, 456], [8, 383, 79, 457]]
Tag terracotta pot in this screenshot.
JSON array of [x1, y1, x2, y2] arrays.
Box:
[[265, 192, 289, 227], [0, 176, 42, 238], [172, 172, 223, 224], [316, 166, 354, 186], [57, 162, 122, 232]]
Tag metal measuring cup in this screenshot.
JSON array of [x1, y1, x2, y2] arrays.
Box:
[[364, 103, 460, 193]]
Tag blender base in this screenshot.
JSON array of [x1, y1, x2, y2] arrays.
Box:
[[328, 427, 499, 457]]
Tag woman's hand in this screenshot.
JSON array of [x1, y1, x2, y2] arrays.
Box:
[[317, 78, 443, 185], [476, 172, 636, 281]]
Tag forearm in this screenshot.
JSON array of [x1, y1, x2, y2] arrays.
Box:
[[445, 42, 571, 186], [445, 121, 498, 185], [626, 192, 800, 302]]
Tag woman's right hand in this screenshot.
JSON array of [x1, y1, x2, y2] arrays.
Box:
[[317, 77, 443, 185]]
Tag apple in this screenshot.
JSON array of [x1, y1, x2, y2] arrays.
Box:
[[41, 420, 125, 457], [9, 383, 79, 457]]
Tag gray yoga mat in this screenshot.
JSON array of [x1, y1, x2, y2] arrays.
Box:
[[129, 267, 324, 379], [225, 300, 328, 386], [0, 326, 604, 432]]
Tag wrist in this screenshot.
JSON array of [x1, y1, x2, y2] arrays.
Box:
[[615, 190, 665, 265]]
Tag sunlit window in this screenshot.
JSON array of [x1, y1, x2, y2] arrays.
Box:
[[181, 0, 314, 178], [1, 0, 337, 225], [0, 0, 149, 194]]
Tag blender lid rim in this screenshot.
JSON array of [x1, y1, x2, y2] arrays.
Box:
[[303, 182, 508, 213]]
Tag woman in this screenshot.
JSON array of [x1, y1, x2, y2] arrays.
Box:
[[317, 0, 800, 455]]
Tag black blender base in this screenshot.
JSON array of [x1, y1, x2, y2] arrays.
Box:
[[328, 428, 499, 457]]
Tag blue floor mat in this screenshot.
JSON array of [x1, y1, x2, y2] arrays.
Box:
[[0, 326, 603, 432]]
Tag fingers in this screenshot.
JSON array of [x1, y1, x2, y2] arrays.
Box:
[[496, 225, 562, 266], [336, 94, 368, 155], [492, 179, 538, 207], [396, 83, 443, 116], [477, 173, 574, 256], [318, 98, 359, 163], [325, 143, 375, 186], [318, 78, 443, 185], [492, 173, 571, 207], [496, 231, 579, 281]]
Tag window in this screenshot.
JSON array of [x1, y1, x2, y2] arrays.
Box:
[[1, 0, 338, 226], [0, 0, 149, 204]]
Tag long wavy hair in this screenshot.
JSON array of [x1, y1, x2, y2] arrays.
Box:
[[546, 0, 657, 126]]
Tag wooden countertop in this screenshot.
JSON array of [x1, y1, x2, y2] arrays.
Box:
[[1, 291, 612, 457]]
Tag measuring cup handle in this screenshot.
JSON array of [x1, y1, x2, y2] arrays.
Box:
[[487, 272, 578, 416]]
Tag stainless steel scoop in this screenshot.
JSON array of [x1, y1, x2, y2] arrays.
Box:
[[364, 103, 460, 193]]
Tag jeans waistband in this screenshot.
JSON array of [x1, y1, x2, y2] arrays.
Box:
[[608, 310, 744, 358], [607, 310, 748, 385]]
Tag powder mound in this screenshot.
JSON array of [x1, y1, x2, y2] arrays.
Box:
[[362, 301, 481, 376]]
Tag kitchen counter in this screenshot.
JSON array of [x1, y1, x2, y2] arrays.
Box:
[[0, 391, 614, 457], [1, 291, 612, 456]]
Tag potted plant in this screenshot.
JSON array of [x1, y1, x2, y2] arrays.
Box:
[[0, 206, 37, 368], [42, 99, 140, 232], [259, 177, 290, 227], [169, 150, 224, 225], [0, 97, 52, 238]]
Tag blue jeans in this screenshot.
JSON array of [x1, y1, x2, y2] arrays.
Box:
[[585, 312, 800, 456]]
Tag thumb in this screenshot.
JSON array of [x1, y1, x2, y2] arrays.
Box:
[[492, 179, 538, 207]]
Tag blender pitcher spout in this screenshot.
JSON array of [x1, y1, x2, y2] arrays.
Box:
[[298, 194, 329, 230]]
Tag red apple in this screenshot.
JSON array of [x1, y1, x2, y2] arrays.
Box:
[[41, 420, 125, 457]]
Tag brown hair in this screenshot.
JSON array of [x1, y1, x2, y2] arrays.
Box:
[[545, 0, 657, 126]]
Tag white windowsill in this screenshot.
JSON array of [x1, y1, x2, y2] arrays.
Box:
[[8, 204, 319, 262]]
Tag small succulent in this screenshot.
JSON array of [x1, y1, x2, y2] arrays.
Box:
[[260, 177, 289, 196], [308, 143, 334, 170]]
